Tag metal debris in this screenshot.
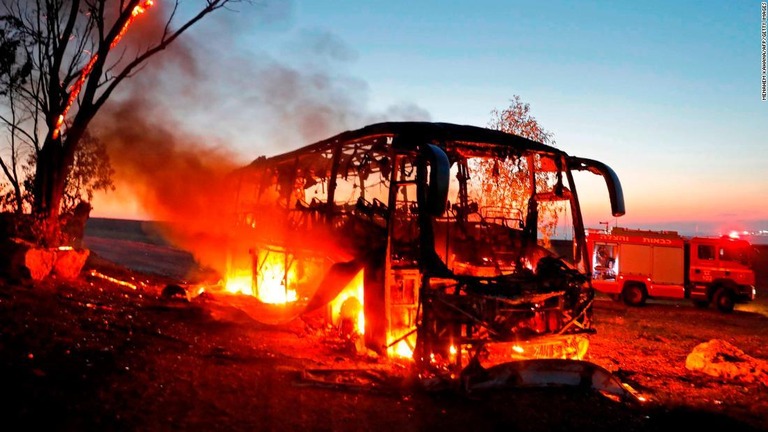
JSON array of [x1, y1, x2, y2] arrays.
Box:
[[460, 358, 646, 404]]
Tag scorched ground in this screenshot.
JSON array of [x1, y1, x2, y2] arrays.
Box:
[[1, 240, 767, 431]]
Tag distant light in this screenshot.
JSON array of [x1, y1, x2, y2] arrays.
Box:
[[728, 231, 740, 239]]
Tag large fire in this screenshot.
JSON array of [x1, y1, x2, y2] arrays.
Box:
[[392, 340, 414, 358], [223, 255, 366, 335], [224, 251, 298, 304], [328, 269, 365, 335], [224, 272, 254, 296], [226, 272, 300, 304], [255, 254, 298, 304]]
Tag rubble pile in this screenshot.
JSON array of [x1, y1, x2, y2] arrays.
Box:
[[685, 339, 768, 386]]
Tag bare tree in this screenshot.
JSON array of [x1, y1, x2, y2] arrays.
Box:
[[477, 95, 562, 245], [0, 94, 29, 213], [487, 95, 554, 145], [0, 0, 239, 245], [0, 15, 33, 213]]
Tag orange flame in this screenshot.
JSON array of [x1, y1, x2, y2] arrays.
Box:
[[256, 257, 298, 304], [224, 250, 299, 304], [392, 341, 414, 359], [113, 0, 155, 49], [224, 261, 365, 335], [224, 272, 254, 296], [88, 269, 138, 290], [328, 269, 365, 334]]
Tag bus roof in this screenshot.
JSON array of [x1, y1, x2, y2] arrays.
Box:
[[251, 122, 565, 167]]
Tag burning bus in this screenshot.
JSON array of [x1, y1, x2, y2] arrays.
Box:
[[221, 122, 625, 376]]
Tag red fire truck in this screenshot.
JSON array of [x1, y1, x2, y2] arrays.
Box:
[[586, 227, 756, 312]]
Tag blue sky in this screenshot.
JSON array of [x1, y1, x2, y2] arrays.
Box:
[[95, 0, 767, 236]]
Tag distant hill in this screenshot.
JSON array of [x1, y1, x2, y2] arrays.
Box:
[[83, 217, 203, 281], [84, 218, 172, 246]]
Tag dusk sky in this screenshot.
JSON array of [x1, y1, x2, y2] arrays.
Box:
[[92, 0, 767, 237]]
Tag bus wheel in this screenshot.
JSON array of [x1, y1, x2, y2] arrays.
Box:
[[622, 283, 647, 307], [713, 288, 735, 313]]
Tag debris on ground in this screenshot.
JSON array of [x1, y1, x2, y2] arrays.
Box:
[[685, 339, 768, 386], [460, 358, 646, 404]]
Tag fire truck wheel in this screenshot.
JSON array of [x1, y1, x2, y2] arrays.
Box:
[[622, 283, 647, 307], [713, 288, 735, 313]]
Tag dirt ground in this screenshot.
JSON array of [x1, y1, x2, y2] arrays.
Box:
[[1, 220, 767, 431]]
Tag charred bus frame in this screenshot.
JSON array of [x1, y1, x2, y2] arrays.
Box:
[[226, 122, 624, 375]]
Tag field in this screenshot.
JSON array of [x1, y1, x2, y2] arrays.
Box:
[[0, 218, 766, 431]]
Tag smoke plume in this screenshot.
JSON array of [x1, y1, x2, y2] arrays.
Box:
[[90, 5, 430, 279]]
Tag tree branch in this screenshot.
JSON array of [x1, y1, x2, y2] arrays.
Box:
[[47, 0, 81, 122], [93, 0, 234, 113]]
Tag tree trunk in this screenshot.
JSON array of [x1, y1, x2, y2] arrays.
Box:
[[32, 139, 66, 246], [32, 121, 89, 246], [13, 183, 23, 214]]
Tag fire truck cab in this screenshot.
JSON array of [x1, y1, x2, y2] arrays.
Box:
[[587, 227, 756, 312]]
